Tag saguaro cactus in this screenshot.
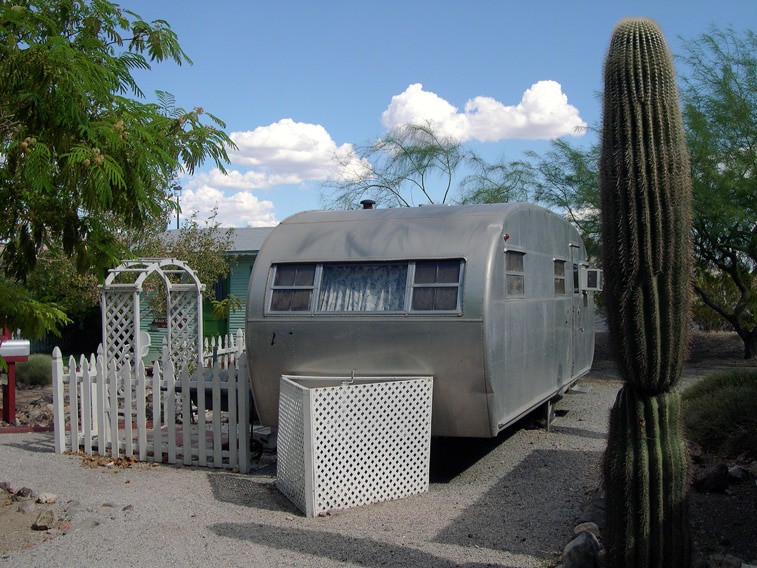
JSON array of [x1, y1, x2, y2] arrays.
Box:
[[599, 18, 693, 568]]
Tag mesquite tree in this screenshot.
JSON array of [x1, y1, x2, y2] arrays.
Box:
[[599, 19, 693, 568]]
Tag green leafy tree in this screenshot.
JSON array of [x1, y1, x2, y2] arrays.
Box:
[[326, 122, 531, 209], [0, 0, 234, 337], [525, 139, 601, 260], [457, 154, 531, 206], [680, 26, 757, 358], [324, 123, 466, 208], [136, 211, 235, 302]]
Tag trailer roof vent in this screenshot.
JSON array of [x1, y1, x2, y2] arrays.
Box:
[[360, 199, 376, 210]]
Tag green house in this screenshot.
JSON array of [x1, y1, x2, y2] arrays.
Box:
[[208, 227, 273, 337]]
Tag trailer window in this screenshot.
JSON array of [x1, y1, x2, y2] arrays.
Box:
[[573, 264, 580, 294], [269, 264, 316, 311], [505, 251, 525, 297], [411, 260, 462, 311], [318, 263, 407, 312], [554, 260, 566, 295], [267, 259, 464, 315]]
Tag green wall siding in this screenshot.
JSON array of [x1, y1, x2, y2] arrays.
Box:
[[228, 254, 256, 334]]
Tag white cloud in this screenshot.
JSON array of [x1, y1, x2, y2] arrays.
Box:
[[188, 168, 301, 191], [381, 81, 586, 141], [180, 185, 278, 227], [228, 119, 367, 182]]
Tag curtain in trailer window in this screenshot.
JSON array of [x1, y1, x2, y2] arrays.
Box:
[[318, 263, 408, 312]]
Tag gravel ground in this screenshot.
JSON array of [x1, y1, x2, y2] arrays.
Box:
[[0, 373, 621, 568]]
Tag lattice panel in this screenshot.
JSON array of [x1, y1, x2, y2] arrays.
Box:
[[277, 376, 433, 517], [276, 378, 307, 513], [168, 291, 199, 371], [103, 291, 135, 371]]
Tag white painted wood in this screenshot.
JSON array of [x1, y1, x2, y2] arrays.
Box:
[[197, 368, 206, 466], [212, 366, 222, 467], [52, 348, 65, 454], [82, 359, 93, 455], [67, 356, 78, 452], [51, 348, 254, 471]]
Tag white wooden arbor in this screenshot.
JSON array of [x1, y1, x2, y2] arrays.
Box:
[[100, 259, 204, 372]]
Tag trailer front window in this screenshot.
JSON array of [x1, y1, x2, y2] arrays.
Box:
[[318, 263, 407, 312], [411, 260, 462, 311], [270, 264, 316, 311]]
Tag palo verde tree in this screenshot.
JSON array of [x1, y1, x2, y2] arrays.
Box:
[[599, 19, 693, 567], [324, 123, 466, 208], [325, 122, 531, 209], [0, 0, 233, 337], [680, 27, 756, 358]]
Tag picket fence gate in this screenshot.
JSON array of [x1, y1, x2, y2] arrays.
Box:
[[52, 346, 252, 473], [202, 329, 245, 369]]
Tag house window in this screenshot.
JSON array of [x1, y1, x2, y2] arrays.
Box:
[[411, 260, 463, 311], [269, 264, 316, 311], [505, 251, 525, 297], [318, 263, 407, 312], [554, 260, 566, 295]]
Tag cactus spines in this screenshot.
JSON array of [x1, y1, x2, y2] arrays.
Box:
[[600, 18, 693, 394], [599, 18, 693, 568]]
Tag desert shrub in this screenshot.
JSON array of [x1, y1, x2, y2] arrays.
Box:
[[14, 354, 53, 387], [682, 369, 757, 459]]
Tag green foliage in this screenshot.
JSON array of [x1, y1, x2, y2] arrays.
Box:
[[680, 27, 757, 358], [24, 245, 100, 319], [0, 0, 234, 337], [682, 369, 757, 458], [324, 123, 466, 208], [15, 353, 53, 386], [525, 139, 601, 260], [211, 294, 243, 320], [0, 278, 70, 338], [135, 210, 234, 301], [599, 18, 694, 568], [457, 154, 531, 206]]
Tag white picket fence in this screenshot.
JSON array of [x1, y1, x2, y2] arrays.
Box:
[[52, 346, 252, 473], [202, 329, 245, 369]]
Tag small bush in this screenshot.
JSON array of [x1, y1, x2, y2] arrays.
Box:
[[15, 354, 53, 387], [682, 369, 757, 459]]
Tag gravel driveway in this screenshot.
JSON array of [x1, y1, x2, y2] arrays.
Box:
[[0, 374, 621, 568]]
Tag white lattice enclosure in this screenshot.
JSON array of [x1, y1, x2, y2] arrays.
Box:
[[101, 259, 204, 371], [277, 375, 433, 517]]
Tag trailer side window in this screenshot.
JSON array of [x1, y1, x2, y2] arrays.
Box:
[[411, 260, 463, 311], [554, 260, 566, 295], [269, 264, 316, 311], [505, 251, 525, 297], [573, 264, 580, 294]]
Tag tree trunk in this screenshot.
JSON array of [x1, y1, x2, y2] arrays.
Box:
[[743, 328, 757, 360]]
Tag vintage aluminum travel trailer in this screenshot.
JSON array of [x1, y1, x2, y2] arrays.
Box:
[[246, 203, 601, 438]]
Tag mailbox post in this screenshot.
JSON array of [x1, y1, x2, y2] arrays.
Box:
[[0, 329, 30, 424]]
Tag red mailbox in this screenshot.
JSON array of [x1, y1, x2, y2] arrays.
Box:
[[1, 330, 30, 424]]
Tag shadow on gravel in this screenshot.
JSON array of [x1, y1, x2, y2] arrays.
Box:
[[209, 521, 529, 568], [3, 434, 56, 454], [430, 412, 546, 483], [549, 425, 607, 440], [207, 470, 298, 514], [434, 448, 603, 560]]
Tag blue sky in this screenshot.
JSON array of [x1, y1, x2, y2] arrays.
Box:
[[127, 1, 755, 227]]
